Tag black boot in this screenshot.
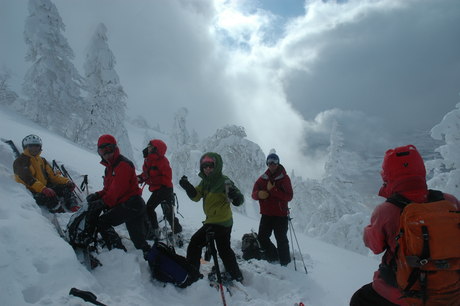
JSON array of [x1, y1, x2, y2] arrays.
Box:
[[101, 227, 126, 252]]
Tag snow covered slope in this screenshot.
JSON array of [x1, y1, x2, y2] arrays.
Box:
[[0, 106, 379, 305]]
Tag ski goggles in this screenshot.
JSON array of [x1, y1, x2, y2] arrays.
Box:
[[201, 162, 215, 169], [266, 158, 279, 166], [98, 143, 116, 155]]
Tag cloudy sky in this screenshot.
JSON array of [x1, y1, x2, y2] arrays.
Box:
[[1, 0, 459, 178]]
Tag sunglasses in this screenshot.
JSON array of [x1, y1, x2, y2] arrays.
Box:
[[27, 144, 42, 149], [266, 158, 279, 166], [98, 143, 115, 155], [202, 162, 215, 169]]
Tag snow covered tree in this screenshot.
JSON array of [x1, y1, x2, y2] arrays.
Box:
[[427, 101, 460, 197], [291, 122, 370, 254], [22, 0, 84, 140], [80, 23, 133, 158], [171, 107, 192, 149], [0, 68, 18, 106]]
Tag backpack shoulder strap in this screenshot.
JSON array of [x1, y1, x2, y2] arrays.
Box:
[[427, 189, 444, 202], [386, 193, 411, 209]]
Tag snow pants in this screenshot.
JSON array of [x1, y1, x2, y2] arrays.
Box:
[[146, 186, 182, 234], [187, 224, 242, 281], [97, 195, 150, 251], [350, 283, 399, 306], [258, 214, 291, 265]]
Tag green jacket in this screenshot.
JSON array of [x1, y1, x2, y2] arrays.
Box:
[[190, 152, 244, 227]]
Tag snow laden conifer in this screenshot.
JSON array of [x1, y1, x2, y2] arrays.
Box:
[[22, 0, 84, 140], [291, 121, 369, 254], [0, 68, 18, 107], [170, 108, 201, 183], [427, 101, 460, 196], [81, 23, 133, 158]]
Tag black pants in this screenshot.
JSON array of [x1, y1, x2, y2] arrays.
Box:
[[146, 187, 182, 234], [350, 283, 399, 306], [187, 224, 242, 280], [258, 214, 291, 265], [33, 183, 75, 212], [96, 195, 149, 250]]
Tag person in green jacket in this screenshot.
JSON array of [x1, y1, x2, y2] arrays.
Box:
[[179, 152, 244, 282]]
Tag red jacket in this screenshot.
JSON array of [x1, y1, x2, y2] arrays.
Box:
[[364, 192, 460, 305], [140, 139, 172, 192], [251, 165, 293, 216], [97, 148, 141, 207]]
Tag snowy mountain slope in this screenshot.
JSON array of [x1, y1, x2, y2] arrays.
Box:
[[0, 106, 379, 305]]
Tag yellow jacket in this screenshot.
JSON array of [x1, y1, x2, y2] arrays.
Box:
[[13, 148, 69, 193]]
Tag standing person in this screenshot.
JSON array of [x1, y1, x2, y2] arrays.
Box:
[[179, 152, 244, 282], [252, 152, 293, 266], [85, 134, 150, 255], [350, 145, 460, 305], [13, 134, 79, 213], [138, 139, 182, 241]]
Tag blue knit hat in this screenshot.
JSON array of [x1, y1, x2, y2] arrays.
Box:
[[266, 153, 280, 165]]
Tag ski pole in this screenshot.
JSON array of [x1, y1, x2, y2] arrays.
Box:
[[206, 231, 227, 306], [288, 212, 308, 274], [80, 175, 89, 196]]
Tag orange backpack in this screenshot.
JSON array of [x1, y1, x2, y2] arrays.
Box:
[[389, 192, 460, 305]]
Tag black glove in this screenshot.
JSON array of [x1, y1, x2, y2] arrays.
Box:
[[179, 175, 197, 198], [227, 187, 238, 200], [87, 199, 106, 215], [86, 193, 100, 203], [137, 174, 145, 184], [228, 187, 244, 206], [142, 147, 148, 158]]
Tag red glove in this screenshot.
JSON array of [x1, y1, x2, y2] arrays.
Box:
[[42, 187, 56, 198], [66, 181, 76, 191]]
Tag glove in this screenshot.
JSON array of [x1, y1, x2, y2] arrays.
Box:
[[258, 190, 269, 200], [137, 174, 145, 184], [42, 187, 56, 198], [142, 147, 149, 158], [66, 181, 76, 191], [86, 193, 100, 203], [267, 181, 275, 191], [88, 199, 106, 214], [179, 175, 197, 198], [227, 187, 238, 200], [179, 175, 189, 189]]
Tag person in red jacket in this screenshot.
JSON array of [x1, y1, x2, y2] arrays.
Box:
[[85, 134, 150, 255], [350, 145, 460, 305], [138, 139, 182, 240], [251, 152, 293, 266]]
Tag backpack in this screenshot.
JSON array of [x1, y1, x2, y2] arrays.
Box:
[[146, 241, 202, 288], [66, 204, 91, 248], [241, 232, 265, 261], [388, 191, 460, 305]]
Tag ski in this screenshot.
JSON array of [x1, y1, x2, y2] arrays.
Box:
[[1, 138, 20, 158], [208, 271, 251, 302]]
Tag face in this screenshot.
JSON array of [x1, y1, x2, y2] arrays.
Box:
[[98, 144, 116, 161], [148, 145, 156, 154], [27, 144, 42, 156], [267, 162, 279, 173], [202, 162, 215, 176]]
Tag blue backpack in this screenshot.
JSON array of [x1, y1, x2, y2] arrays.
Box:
[[147, 241, 202, 288]]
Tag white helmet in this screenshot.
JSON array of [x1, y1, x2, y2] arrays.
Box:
[[22, 134, 42, 149]]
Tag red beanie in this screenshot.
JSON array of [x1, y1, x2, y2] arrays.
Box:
[[97, 134, 117, 147]]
